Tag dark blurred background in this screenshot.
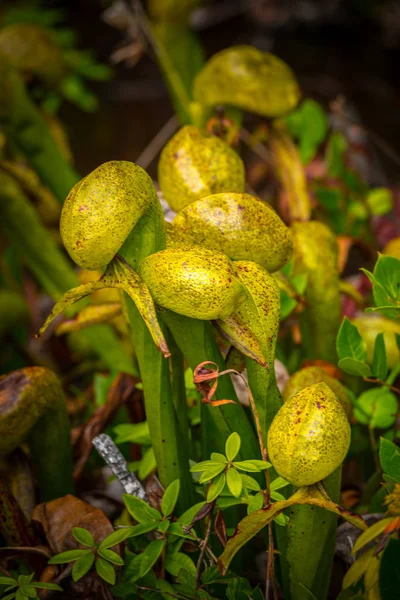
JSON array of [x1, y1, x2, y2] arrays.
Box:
[[43, 0, 400, 181]]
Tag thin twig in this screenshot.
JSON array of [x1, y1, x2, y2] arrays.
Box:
[[240, 127, 273, 165], [195, 503, 214, 588], [330, 99, 400, 167], [363, 377, 400, 395], [135, 115, 179, 169]]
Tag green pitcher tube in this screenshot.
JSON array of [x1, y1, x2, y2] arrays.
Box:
[[0, 367, 73, 502], [291, 220, 341, 364]]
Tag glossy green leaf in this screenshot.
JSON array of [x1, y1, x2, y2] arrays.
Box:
[[352, 518, 393, 554], [270, 476, 290, 491], [284, 99, 328, 164], [362, 255, 400, 320], [326, 132, 348, 178], [354, 388, 397, 428], [72, 552, 95, 582], [72, 527, 94, 547], [19, 585, 35, 598], [95, 557, 116, 585], [161, 479, 180, 517], [190, 460, 222, 472], [100, 527, 138, 548], [366, 188, 393, 216], [199, 463, 226, 483], [233, 460, 270, 472], [211, 453, 227, 463], [126, 522, 160, 537], [97, 548, 124, 565], [207, 472, 226, 502], [113, 422, 151, 445], [372, 333, 388, 380], [225, 432, 241, 462], [247, 492, 264, 515], [168, 522, 195, 540], [337, 317, 368, 362], [17, 576, 33, 586], [380, 438, 400, 482], [138, 539, 165, 579], [49, 549, 90, 564], [157, 519, 170, 534], [0, 577, 16, 586], [31, 582, 63, 591], [343, 548, 376, 589], [338, 357, 372, 378], [165, 552, 197, 578], [226, 468, 243, 498], [241, 473, 261, 492], [123, 494, 161, 523]]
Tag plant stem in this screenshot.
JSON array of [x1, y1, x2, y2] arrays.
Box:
[[161, 313, 260, 461], [0, 60, 79, 202], [119, 201, 195, 510], [0, 367, 74, 502]]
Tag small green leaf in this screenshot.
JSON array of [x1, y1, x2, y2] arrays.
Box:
[[354, 388, 397, 428], [233, 460, 270, 472], [190, 460, 221, 473], [17, 576, 33, 585], [0, 577, 16, 586], [161, 479, 180, 517], [362, 255, 400, 320], [343, 547, 374, 588], [125, 522, 160, 538], [168, 522, 195, 539], [380, 438, 400, 482], [338, 357, 372, 378], [247, 493, 264, 515], [31, 582, 63, 591], [241, 473, 261, 492], [274, 513, 289, 526], [270, 477, 290, 491], [138, 539, 165, 579], [211, 453, 227, 463], [352, 518, 393, 554], [337, 317, 368, 362], [49, 549, 90, 564], [238, 459, 271, 470], [2, 594, 17, 600], [72, 552, 95, 582], [271, 490, 286, 502], [207, 472, 226, 502], [165, 552, 196, 577], [100, 527, 137, 549], [225, 432, 241, 461], [226, 468, 243, 498], [123, 495, 161, 523], [19, 585, 35, 598], [199, 463, 226, 483], [96, 557, 116, 585], [97, 548, 124, 565], [366, 188, 393, 216], [157, 520, 170, 534], [113, 422, 151, 445], [371, 332, 388, 380], [72, 527, 94, 547]]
